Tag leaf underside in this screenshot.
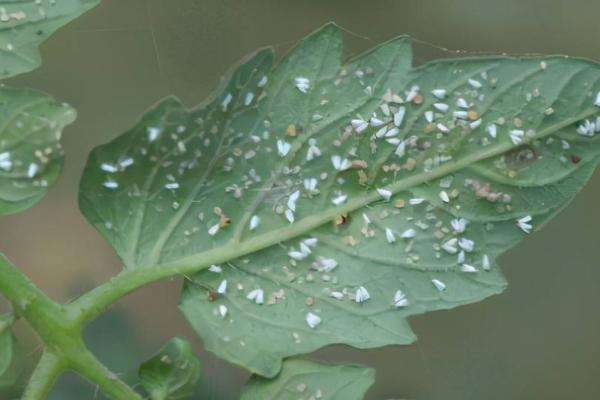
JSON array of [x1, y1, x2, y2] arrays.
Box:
[[138, 337, 201, 400], [240, 358, 375, 400], [0, 0, 99, 79], [0, 86, 75, 216], [79, 23, 600, 377]]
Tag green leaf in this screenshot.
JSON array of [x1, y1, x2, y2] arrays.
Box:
[[240, 359, 375, 400], [0, 86, 75, 215], [0, 314, 14, 377], [138, 337, 201, 400], [0, 0, 99, 79], [79, 23, 600, 377]]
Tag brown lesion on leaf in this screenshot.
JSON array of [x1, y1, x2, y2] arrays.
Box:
[[351, 159, 368, 169], [207, 290, 218, 302], [286, 124, 302, 137], [504, 144, 538, 171], [468, 110, 479, 121], [342, 235, 359, 246], [394, 198, 406, 208], [382, 158, 417, 174], [267, 289, 285, 305], [357, 170, 368, 185], [464, 178, 512, 203], [333, 213, 348, 227], [213, 207, 231, 228]]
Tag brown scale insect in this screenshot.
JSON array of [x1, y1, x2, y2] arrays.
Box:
[[207, 290, 219, 302], [334, 213, 348, 226]]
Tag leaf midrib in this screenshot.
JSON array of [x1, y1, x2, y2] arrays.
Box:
[[153, 105, 598, 275]]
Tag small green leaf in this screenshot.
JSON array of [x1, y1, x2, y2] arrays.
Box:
[[0, 0, 99, 79], [80, 23, 600, 377], [0, 314, 14, 377], [240, 359, 375, 400], [138, 337, 201, 400], [0, 86, 75, 215]]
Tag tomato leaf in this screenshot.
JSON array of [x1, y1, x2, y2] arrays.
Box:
[[80, 23, 600, 376], [138, 337, 201, 400], [0, 87, 75, 215], [240, 359, 374, 400], [0, 0, 99, 79]]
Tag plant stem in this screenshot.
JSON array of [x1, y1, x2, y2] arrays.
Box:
[[67, 344, 143, 400], [0, 254, 67, 340], [0, 253, 57, 312], [22, 351, 66, 400], [0, 255, 141, 400], [22, 342, 143, 400]]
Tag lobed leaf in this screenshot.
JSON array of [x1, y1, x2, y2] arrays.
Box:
[[240, 359, 375, 400], [138, 337, 201, 400], [0, 86, 75, 215], [79, 23, 600, 376], [0, 0, 99, 79]]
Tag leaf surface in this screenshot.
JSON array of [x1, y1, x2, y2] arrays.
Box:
[[0, 86, 75, 215], [0, 0, 99, 79], [0, 314, 14, 377], [240, 359, 374, 400], [138, 337, 201, 400], [79, 24, 600, 376]]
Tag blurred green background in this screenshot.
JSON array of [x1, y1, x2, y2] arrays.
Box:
[[1, 0, 600, 399]]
